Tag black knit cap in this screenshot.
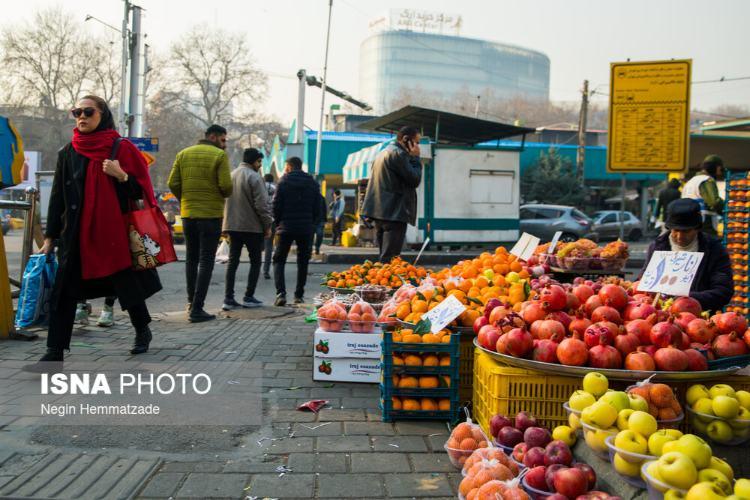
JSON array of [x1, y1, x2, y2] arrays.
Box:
[[665, 198, 702, 230]]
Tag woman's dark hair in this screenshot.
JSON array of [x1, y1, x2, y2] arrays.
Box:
[[80, 94, 115, 131]]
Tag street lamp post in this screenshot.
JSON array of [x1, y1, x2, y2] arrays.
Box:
[[314, 0, 333, 177]]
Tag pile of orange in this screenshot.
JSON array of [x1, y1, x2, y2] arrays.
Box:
[[392, 328, 452, 344], [324, 257, 429, 289], [725, 173, 750, 315], [390, 396, 451, 411], [391, 373, 451, 389], [392, 353, 452, 367], [445, 422, 490, 466]]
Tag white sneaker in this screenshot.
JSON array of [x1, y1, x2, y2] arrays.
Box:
[[74, 303, 90, 325], [97, 305, 114, 327]]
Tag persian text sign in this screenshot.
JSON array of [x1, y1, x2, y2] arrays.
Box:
[[423, 295, 466, 334], [637, 251, 703, 297]]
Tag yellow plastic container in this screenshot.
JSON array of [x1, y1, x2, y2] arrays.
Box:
[[341, 230, 358, 247]]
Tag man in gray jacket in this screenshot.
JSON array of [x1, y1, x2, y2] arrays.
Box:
[[361, 126, 422, 262], [222, 148, 273, 310]]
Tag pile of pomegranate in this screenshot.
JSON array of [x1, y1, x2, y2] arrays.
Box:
[[475, 278, 750, 371]]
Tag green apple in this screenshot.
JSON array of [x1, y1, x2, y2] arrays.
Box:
[[582, 401, 618, 428], [658, 452, 698, 490], [736, 390, 750, 410], [647, 461, 668, 492], [686, 385, 711, 406], [569, 390, 596, 411], [665, 429, 683, 439], [697, 469, 732, 495], [686, 482, 728, 500], [615, 429, 649, 456], [730, 406, 750, 429], [736, 478, 750, 497], [672, 434, 712, 469], [709, 384, 736, 399], [506, 271, 520, 283], [569, 412, 581, 430], [613, 452, 641, 476], [552, 425, 577, 446], [629, 410, 658, 437], [665, 489, 687, 500], [690, 418, 709, 435], [483, 269, 494, 280], [712, 395, 740, 419], [617, 409, 635, 431], [708, 456, 734, 482], [628, 393, 650, 412], [648, 429, 679, 456], [706, 420, 733, 443], [600, 390, 631, 412], [583, 372, 609, 397]]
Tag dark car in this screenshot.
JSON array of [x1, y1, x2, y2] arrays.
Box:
[[519, 204, 598, 243], [592, 210, 643, 241]]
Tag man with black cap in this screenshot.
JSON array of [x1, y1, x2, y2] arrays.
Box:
[[681, 154, 725, 236], [639, 198, 732, 312], [222, 148, 273, 310]]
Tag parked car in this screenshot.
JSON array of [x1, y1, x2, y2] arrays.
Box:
[[592, 210, 643, 241], [519, 204, 597, 243]]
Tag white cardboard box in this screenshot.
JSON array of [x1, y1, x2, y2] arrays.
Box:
[[312, 357, 381, 383], [312, 329, 382, 359]]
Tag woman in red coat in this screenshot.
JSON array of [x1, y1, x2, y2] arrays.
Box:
[[24, 95, 162, 372]]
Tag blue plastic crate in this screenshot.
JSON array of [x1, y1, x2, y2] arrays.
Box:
[[379, 387, 461, 423]]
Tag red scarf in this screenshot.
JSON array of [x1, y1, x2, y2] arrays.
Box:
[[71, 128, 158, 279]]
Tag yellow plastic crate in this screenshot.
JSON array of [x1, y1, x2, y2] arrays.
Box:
[[472, 349, 580, 435], [459, 334, 474, 403]]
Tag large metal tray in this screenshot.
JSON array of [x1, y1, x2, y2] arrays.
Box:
[[473, 339, 742, 382]]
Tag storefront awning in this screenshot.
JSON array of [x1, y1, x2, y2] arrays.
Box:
[[342, 139, 394, 184]]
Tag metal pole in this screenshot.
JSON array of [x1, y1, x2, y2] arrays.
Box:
[[314, 0, 333, 176], [128, 5, 142, 137], [296, 69, 306, 144], [619, 174, 626, 240], [119, 0, 130, 135], [576, 80, 589, 186], [141, 42, 150, 134], [474, 95, 480, 118]]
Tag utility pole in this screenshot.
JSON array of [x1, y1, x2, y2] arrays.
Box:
[[119, 0, 130, 135], [314, 0, 333, 177], [576, 79, 589, 186], [474, 95, 481, 118], [127, 5, 143, 137]]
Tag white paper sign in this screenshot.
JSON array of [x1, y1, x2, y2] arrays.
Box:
[[510, 233, 541, 262], [636, 251, 704, 297], [414, 237, 431, 265], [422, 295, 467, 333], [548, 231, 563, 254]]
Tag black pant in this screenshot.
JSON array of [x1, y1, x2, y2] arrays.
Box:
[[331, 218, 343, 246], [263, 228, 275, 275], [314, 223, 325, 253], [49, 293, 150, 350], [273, 232, 312, 298], [224, 231, 264, 300], [374, 219, 407, 263], [183, 218, 222, 310]]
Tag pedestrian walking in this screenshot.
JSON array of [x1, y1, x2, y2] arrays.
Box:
[[222, 148, 273, 310], [74, 296, 117, 327], [681, 154, 725, 237], [652, 178, 681, 232], [24, 95, 163, 372], [361, 126, 423, 262], [272, 157, 320, 306], [263, 173, 276, 279], [168, 124, 232, 323], [314, 192, 328, 255], [329, 189, 345, 246]]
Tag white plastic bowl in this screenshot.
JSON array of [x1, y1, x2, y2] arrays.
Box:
[[605, 435, 655, 489]]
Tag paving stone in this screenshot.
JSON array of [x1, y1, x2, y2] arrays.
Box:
[[290, 421, 343, 436], [260, 436, 314, 454], [371, 435, 428, 452], [175, 472, 248, 498], [317, 473, 384, 498], [426, 432, 452, 451], [350, 452, 409, 473], [246, 473, 314, 498], [264, 362, 298, 370], [384, 473, 454, 497], [138, 472, 184, 497], [409, 453, 457, 472], [269, 409, 317, 422], [309, 387, 354, 398], [317, 435, 371, 453], [287, 452, 347, 473], [340, 397, 380, 409], [319, 409, 367, 421], [395, 421, 450, 435], [159, 461, 224, 473], [344, 421, 396, 436], [222, 457, 286, 473]]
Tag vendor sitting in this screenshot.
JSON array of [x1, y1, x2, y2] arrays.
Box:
[[640, 198, 732, 312]]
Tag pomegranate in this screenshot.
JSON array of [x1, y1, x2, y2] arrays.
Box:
[[532, 339, 559, 363], [684, 348, 709, 371], [744, 328, 750, 348], [584, 322, 617, 348], [566, 293, 581, 311], [522, 301, 548, 325], [712, 332, 749, 358], [496, 333, 509, 354], [584, 295, 603, 316], [670, 296, 702, 316], [505, 328, 534, 357], [572, 284, 595, 304], [588, 342, 623, 369], [614, 332, 640, 357], [489, 304, 513, 325], [673, 312, 697, 332], [473, 315, 489, 334], [478, 324, 502, 351], [540, 285, 567, 311], [556, 337, 588, 366], [631, 293, 653, 303], [546, 311, 572, 331], [598, 284, 629, 311], [484, 298, 504, 320], [625, 319, 653, 345], [535, 319, 566, 342], [623, 302, 657, 322], [679, 332, 691, 350], [654, 346, 689, 371], [640, 344, 659, 357], [649, 319, 682, 348], [591, 306, 623, 325], [625, 350, 656, 371], [569, 310, 592, 337], [712, 312, 748, 336], [498, 313, 527, 333], [686, 319, 719, 344]]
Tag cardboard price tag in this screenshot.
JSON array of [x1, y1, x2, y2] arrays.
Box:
[[510, 233, 540, 262], [636, 251, 704, 297], [422, 295, 467, 333], [547, 231, 563, 254]]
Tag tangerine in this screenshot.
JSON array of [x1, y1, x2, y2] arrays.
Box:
[[399, 376, 418, 388], [402, 398, 420, 411], [420, 398, 438, 411], [419, 376, 439, 389], [404, 354, 422, 366], [423, 354, 439, 366]]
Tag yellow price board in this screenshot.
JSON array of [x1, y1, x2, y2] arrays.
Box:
[[607, 59, 691, 173]]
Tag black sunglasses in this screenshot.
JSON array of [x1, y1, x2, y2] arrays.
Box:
[[71, 107, 97, 118]]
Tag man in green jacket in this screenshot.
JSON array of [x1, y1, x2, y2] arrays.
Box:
[[168, 124, 232, 323]]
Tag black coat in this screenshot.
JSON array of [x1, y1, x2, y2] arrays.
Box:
[[45, 143, 162, 311], [361, 143, 422, 225], [272, 170, 320, 234], [639, 232, 732, 312]]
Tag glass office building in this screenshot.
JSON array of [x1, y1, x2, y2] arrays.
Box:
[[359, 30, 550, 113]]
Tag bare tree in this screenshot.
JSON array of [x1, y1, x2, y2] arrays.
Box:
[[87, 36, 121, 104], [165, 25, 268, 127]]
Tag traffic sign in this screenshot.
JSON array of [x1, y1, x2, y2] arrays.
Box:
[[128, 137, 159, 152], [607, 59, 691, 173]]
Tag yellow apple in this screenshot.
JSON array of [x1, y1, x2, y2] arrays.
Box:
[[664, 429, 683, 439], [647, 461, 668, 493], [552, 425, 577, 447], [712, 395, 740, 419], [686, 481, 728, 500], [569, 390, 596, 411], [648, 430, 679, 456], [730, 407, 750, 430], [583, 372, 609, 397], [629, 410, 658, 437], [582, 401, 618, 428], [686, 385, 710, 406], [709, 384, 736, 399], [569, 412, 581, 430], [665, 489, 687, 500], [615, 429, 648, 457], [671, 435, 712, 470], [708, 456, 734, 481], [697, 469, 732, 495], [617, 409, 635, 431], [600, 390, 631, 412], [657, 452, 698, 490], [736, 390, 750, 410], [706, 420, 733, 443], [693, 398, 716, 422], [613, 452, 641, 476], [735, 478, 750, 497]]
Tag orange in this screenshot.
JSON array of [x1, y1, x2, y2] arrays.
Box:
[[451, 422, 473, 441], [412, 300, 428, 313], [439, 355, 451, 366], [420, 398, 438, 411], [396, 303, 410, 320], [421, 333, 440, 343], [392, 331, 403, 342], [423, 354, 439, 366], [472, 428, 486, 442], [392, 354, 404, 365], [459, 437, 478, 451], [419, 376, 439, 388], [461, 309, 481, 327], [392, 397, 402, 410], [438, 398, 451, 410], [404, 354, 422, 366], [402, 398, 420, 411], [399, 376, 418, 388], [475, 276, 489, 289], [402, 334, 422, 343], [441, 335, 451, 343]]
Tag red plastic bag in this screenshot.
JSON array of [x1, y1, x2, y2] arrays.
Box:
[[126, 201, 177, 270]]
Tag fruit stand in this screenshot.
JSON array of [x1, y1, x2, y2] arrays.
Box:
[[724, 170, 750, 316]]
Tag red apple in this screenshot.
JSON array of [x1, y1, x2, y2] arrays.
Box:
[[554, 467, 589, 499], [525, 465, 550, 491], [497, 426, 524, 447], [489, 414, 512, 438], [512, 442, 528, 463], [523, 446, 546, 468], [524, 426, 552, 448], [515, 411, 538, 431], [544, 439, 573, 466], [548, 495, 569, 500], [576, 492, 619, 500], [573, 462, 597, 490], [546, 464, 568, 491]]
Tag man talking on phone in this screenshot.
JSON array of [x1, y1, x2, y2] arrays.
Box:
[[361, 126, 423, 263]]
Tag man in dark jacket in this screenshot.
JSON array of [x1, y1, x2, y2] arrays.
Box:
[[640, 199, 732, 312], [361, 126, 422, 262], [272, 157, 320, 306], [653, 178, 681, 231]]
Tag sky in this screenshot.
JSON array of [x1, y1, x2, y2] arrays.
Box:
[[11, 0, 750, 129]]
